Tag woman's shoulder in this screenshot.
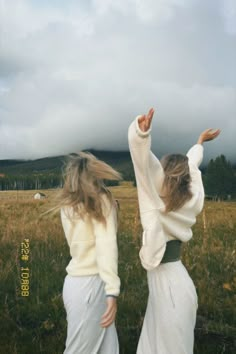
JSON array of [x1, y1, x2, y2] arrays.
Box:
[[60, 205, 82, 220]]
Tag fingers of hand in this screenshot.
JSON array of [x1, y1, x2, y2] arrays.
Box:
[[212, 129, 221, 137], [146, 116, 153, 128], [101, 301, 115, 320], [101, 307, 110, 320], [138, 115, 147, 132], [100, 306, 117, 328], [146, 108, 154, 128], [207, 128, 220, 135], [138, 115, 145, 124], [100, 312, 116, 327], [138, 108, 154, 132], [147, 107, 154, 118], [202, 128, 221, 141]]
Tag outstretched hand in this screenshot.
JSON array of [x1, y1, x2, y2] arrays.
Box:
[[197, 128, 221, 145], [138, 108, 155, 132]]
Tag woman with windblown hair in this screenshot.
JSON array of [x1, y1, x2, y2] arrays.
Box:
[[128, 108, 220, 354], [57, 151, 121, 354]]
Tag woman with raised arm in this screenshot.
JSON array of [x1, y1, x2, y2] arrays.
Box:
[[128, 108, 220, 354], [58, 152, 121, 354]]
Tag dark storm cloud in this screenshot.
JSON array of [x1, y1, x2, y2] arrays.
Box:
[[0, 0, 235, 163]]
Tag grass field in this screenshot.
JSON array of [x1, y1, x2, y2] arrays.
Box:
[[0, 183, 235, 354]]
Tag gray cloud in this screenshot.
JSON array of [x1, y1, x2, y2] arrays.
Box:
[[0, 0, 235, 164]]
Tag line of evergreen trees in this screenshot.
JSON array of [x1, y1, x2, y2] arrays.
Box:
[[0, 174, 119, 191], [0, 174, 63, 191], [203, 155, 236, 200], [0, 154, 235, 199]]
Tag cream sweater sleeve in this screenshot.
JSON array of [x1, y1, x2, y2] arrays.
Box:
[[186, 144, 205, 214], [187, 144, 204, 168], [128, 116, 167, 270], [92, 195, 120, 296]]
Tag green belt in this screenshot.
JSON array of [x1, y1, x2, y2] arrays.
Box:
[[160, 240, 182, 263]]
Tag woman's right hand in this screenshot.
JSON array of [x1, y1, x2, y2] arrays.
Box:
[[100, 297, 117, 328], [138, 108, 155, 132], [197, 128, 221, 144]]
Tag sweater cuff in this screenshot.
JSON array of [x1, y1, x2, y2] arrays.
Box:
[[106, 294, 118, 298], [135, 115, 152, 138]]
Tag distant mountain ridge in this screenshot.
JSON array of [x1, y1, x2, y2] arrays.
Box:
[[0, 149, 134, 180], [0, 150, 235, 180]]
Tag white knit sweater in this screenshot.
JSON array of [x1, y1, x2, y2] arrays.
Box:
[[60, 194, 120, 296], [128, 116, 205, 270]]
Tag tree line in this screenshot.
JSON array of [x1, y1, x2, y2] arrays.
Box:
[[0, 154, 235, 200], [0, 174, 63, 191], [0, 173, 119, 191], [203, 155, 236, 200]]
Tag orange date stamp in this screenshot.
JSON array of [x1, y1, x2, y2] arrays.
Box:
[[20, 238, 30, 296]]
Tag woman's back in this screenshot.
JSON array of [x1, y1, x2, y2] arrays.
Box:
[[61, 192, 120, 296], [60, 152, 121, 354]]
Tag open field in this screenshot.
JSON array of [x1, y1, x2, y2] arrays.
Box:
[[0, 182, 235, 354]]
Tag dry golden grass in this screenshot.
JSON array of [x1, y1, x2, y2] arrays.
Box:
[[0, 184, 235, 354]]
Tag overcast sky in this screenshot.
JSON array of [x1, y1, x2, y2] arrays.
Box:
[[0, 0, 235, 164]]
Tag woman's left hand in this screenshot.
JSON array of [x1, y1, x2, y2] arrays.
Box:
[[100, 297, 117, 328], [197, 128, 221, 144], [138, 108, 155, 132]]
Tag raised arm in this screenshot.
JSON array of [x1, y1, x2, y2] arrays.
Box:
[[187, 128, 221, 167], [128, 108, 166, 270], [128, 108, 164, 215], [135, 109, 163, 176], [186, 128, 221, 214]]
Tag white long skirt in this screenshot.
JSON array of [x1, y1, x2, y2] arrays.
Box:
[[62, 274, 119, 354], [137, 261, 198, 354]]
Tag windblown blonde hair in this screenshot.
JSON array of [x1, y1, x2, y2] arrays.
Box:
[[160, 154, 192, 213], [52, 152, 122, 225]]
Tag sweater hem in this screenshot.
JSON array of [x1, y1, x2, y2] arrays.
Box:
[[66, 268, 99, 277]]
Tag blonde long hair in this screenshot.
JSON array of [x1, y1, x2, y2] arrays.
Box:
[[53, 152, 122, 225], [160, 154, 192, 213]]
